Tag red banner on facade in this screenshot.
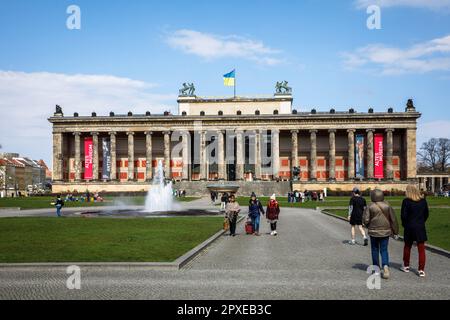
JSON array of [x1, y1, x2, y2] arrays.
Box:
[[374, 133, 384, 179], [84, 137, 93, 180]]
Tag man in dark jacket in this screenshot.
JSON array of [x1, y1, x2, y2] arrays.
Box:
[[348, 187, 368, 246], [248, 192, 265, 236]]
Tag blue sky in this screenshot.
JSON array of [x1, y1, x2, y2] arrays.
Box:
[[0, 0, 450, 165]]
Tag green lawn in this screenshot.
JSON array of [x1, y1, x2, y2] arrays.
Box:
[[0, 196, 199, 210], [0, 217, 221, 263], [325, 208, 450, 251], [237, 196, 450, 209]]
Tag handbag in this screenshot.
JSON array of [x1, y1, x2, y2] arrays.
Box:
[[223, 218, 230, 231]]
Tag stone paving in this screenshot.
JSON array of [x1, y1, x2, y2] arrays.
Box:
[[0, 200, 449, 300]]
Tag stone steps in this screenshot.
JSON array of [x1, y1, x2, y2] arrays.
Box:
[[171, 180, 292, 197]]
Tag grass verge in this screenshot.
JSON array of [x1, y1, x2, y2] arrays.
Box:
[[0, 217, 221, 263]]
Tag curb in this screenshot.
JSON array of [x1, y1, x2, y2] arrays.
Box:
[[0, 215, 244, 270], [320, 209, 450, 259]]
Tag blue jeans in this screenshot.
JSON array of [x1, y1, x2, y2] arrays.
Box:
[[370, 236, 390, 268], [56, 205, 62, 217], [251, 215, 260, 233]]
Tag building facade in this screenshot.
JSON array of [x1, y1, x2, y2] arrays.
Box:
[[0, 153, 48, 197], [48, 92, 421, 195]]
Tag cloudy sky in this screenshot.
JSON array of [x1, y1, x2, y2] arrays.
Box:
[[0, 0, 450, 166]]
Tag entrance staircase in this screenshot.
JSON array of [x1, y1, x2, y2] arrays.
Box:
[[172, 180, 292, 197]]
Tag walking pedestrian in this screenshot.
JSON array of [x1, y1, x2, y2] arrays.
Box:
[[400, 184, 429, 277], [248, 192, 265, 236], [220, 192, 228, 212], [266, 194, 280, 236], [225, 195, 241, 237], [348, 187, 369, 246], [54, 194, 64, 217], [363, 189, 399, 279]]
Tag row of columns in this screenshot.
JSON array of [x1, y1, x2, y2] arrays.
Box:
[[57, 127, 401, 182]]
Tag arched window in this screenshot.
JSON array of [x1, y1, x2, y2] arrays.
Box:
[[237, 110, 242, 115], [200, 111, 205, 116], [273, 110, 279, 115], [218, 110, 223, 116]]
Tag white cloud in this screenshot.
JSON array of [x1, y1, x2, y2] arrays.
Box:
[[417, 120, 450, 148], [165, 29, 283, 66], [355, 0, 450, 10], [342, 34, 450, 74], [0, 71, 176, 166]]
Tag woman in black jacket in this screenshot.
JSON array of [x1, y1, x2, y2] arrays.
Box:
[[400, 185, 429, 277]]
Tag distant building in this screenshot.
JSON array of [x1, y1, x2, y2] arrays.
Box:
[[0, 153, 48, 197]]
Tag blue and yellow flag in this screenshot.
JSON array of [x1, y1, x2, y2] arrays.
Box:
[[223, 70, 235, 87]]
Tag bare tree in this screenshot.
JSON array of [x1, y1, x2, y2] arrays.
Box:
[[418, 138, 450, 172], [438, 138, 450, 172]]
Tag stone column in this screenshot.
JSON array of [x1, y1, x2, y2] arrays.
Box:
[[385, 129, 394, 180], [272, 129, 280, 180], [328, 129, 336, 181], [198, 131, 206, 181], [182, 131, 190, 181], [236, 130, 244, 181], [347, 129, 355, 180], [291, 130, 299, 180], [309, 130, 317, 181], [439, 177, 443, 191], [52, 132, 63, 181], [406, 128, 417, 180], [254, 130, 262, 180], [109, 132, 117, 180], [163, 131, 171, 180], [217, 130, 226, 180], [366, 129, 375, 180], [431, 177, 435, 193], [145, 131, 153, 181], [91, 132, 99, 181], [127, 132, 134, 181], [73, 132, 81, 181]]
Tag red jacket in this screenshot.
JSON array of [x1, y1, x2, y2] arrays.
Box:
[[266, 200, 280, 220]]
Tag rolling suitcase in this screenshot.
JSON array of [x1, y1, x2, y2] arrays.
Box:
[[245, 220, 254, 235]]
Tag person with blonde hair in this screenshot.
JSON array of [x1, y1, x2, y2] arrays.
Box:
[[400, 184, 429, 277]]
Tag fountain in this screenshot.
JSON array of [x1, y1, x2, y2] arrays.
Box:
[[77, 160, 221, 218], [144, 160, 174, 212]]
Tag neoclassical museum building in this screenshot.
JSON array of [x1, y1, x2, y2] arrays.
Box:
[[49, 87, 420, 195]]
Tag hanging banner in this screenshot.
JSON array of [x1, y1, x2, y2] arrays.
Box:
[[84, 137, 93, 180], [374, 133, 384, 179], [102, 137, 111, 180], [355, 134, 365, 178]]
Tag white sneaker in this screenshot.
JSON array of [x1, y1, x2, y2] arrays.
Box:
[[270, 231, 275, 236], [400, 266, 410, 273], [418, 270, 426, 277], [273, 231, 278, 236], [348, 239, 356, 245]]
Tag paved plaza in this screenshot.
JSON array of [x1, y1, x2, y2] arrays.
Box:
[[0, 200, 449, 300]]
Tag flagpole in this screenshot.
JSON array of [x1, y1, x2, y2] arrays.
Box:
[[234, 69, 236, 98]]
